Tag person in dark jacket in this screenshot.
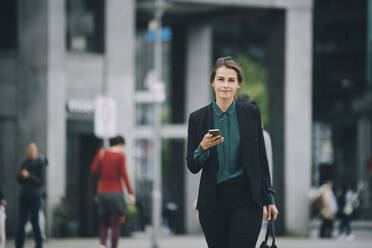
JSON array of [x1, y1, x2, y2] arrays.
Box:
[[15, 142, 47, 248], [186, 56, 278, 248]]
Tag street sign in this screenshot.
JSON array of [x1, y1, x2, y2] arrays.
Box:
[[144, 69, 166, 103], [94, 96, 117, 138]]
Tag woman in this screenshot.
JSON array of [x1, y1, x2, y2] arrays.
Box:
[[186, 56, 278, 248], [91, 135, 136, 248]]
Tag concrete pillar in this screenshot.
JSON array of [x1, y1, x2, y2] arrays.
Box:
[[284, 7, 313, 235], [185, 23, 212, 234], [18, 0, 66, 235], [46, 0, 66, 234], [105, 0, 135, 182], [17, 0, 48, 153]]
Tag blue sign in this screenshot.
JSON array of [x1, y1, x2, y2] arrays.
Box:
[[146, 27, 172, 43]]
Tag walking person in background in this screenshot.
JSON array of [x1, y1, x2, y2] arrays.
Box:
[[0, 185, 7, 248], [186, 56, 278, 248], [338, 184, 359, 241], [318, 180, 338, 238], [15, 142, 47, 248], [91, 135, 136, 248]]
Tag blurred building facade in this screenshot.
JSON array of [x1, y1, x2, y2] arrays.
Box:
[[0, 0, 370, 238]]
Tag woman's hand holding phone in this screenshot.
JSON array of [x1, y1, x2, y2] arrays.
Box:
[[200, 129, 224, 150]]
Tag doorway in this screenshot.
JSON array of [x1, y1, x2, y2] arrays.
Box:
[[66, 120, 102, 236]]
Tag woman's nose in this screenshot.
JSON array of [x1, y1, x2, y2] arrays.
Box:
[[222, 80, 229, 86]]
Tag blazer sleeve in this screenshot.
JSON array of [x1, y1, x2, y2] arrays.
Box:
[[186, 113, 205, 174], [256, 106, 275, 205]]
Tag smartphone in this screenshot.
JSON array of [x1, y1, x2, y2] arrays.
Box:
[[208, 129, 221, 137]]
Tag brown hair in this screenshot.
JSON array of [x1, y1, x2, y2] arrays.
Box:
[[109, 135, 125, 146], [210, 56, 244, 84]]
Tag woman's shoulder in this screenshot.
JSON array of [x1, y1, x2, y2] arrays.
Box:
[[237, 101, 259, 117], [237, 101, 258, 112]]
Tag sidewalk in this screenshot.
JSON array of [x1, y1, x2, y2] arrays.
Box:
[[7, 220, 372, 248], [8, 234, 372, 248]]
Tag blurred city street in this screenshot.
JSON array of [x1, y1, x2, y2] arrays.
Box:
[[1, 1, 372, 247], [7, 221, 372, 248], [8, 232, 372, 248]]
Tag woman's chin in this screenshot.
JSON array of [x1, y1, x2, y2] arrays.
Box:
[[217, 94, 233, 100]]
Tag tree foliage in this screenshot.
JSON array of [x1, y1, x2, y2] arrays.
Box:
[[236, 55, 269, 127]]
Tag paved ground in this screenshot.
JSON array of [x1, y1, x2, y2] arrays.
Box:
[[6, 221, 372, 248], [7, 232, 372, 248]]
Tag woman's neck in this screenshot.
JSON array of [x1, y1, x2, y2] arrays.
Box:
[[216, 97, 234, 112]]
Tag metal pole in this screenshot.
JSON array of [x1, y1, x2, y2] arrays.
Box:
[[367, 0, 372, 89], [152, 0, 164, 247]]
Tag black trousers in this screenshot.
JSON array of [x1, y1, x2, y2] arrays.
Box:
[[15, 195, 43, 248], [199, 176, 263, 248], [320, 218, 334, 238]]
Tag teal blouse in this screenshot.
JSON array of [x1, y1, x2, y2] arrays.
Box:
[[194, 100, 244, 183]]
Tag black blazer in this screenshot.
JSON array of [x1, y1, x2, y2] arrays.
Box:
[[186, 101, 273, 215]]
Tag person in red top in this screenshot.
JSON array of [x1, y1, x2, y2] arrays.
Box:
[[91, 135, 135, 248]]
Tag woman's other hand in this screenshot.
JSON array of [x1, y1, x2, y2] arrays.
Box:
[[129, 194, 136, 206], [262, 206, 268, 220], [200, 133, 224, 150], [267, 204, 279, 221]]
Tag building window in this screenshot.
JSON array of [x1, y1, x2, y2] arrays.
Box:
[[66, 0, 104, 53], [0, 0, 17, 51]]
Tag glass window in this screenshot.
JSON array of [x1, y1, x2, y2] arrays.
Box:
[[66, 0, 104, 53], [0, 0, 17, 51]]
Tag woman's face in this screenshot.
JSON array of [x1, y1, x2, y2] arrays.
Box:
[[211, 66, 240, 101]]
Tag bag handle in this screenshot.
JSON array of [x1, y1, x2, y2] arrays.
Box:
[[260, 219, 277, 248]]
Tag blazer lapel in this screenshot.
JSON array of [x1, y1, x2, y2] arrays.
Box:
[[206, 103, 215, 152], [206, 103, 219, 168], [206, 103, 214, 132], [236, 101, 250, 170], [236, 101, 246, 142]]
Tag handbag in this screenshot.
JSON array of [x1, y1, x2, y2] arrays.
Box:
[[259, 219, 278, 248]]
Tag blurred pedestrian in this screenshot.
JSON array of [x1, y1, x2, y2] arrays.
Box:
[[24, 195, 46, 241], [318, 180, 338, 238], [186, 56, 278, 248], [0, 185, 7, 248], [338, 184, 359, 241], [91, 135, 136, 248], [15, 142, 47, 248]]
